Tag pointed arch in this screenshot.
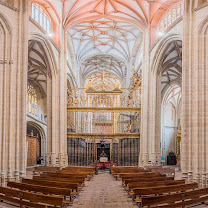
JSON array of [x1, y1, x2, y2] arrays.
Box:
[[29, 33, 58, 76]]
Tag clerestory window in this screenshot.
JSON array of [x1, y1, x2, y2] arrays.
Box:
[[31, 3, 52, 34], [158, 2, 183, 33]]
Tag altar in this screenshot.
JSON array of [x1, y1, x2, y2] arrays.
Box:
[[90, 162, 116, 168]]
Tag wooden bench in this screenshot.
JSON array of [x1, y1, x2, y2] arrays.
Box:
[[33, 175, 85, 185], [118, 172, 161, 177], [126, 180, 185, 191], [112, 169, 146, 174], [22, 178, 80, 192], [145, 166, 175, 177], [64, 166, 95, 170], [62, 166, 95, 174], [44, 172, 88, 179], [0, 186, 65, 208], [112, 171, 148, 180], [60, 170, 94, 176], [8, 181, 75, 203], [137, 187, 208, 208], [33, 166, 61, 175], [111, 167, 146, 174], [59, 172, 93, 179], [119, 172, 162, 180], [123, 176, 174, 186], [133, 183, 198, 200]]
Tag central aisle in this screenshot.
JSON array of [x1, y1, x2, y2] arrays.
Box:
[[72, 172, 137, 208]]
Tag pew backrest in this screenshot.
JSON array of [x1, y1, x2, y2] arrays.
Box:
[[127, 180, 185, 190], [8, 181, 71, 198], [124, 176, 174, 185], [22, 178, 79, 190], [133, 183, 198, 198], [0, 186, 64, 207], [140, 187, 208, 208], [33, 175, 84, 184]]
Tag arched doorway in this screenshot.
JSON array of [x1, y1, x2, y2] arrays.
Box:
[[26, 122, 46, 166], [161, 85, 181, 165]]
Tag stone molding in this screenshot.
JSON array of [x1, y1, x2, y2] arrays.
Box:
[[0, 60, 13, 64], [150, 17, 183, 53], [29, 17, 60, 53], [0, 1, 19, 12]]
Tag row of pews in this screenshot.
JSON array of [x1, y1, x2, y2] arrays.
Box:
[[111, 166, 208, 207], [0, 166, 95, 207]]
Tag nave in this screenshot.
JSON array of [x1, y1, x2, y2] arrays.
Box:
[[2, 1, 208, 207]]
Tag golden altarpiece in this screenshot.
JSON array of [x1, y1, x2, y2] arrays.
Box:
[[67, 72, 141, 166]]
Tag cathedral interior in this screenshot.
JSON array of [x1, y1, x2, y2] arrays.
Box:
[[1, 0, 208, 207]]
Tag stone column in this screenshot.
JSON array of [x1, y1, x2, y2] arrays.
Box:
[[140, 25, 153, 167], [58, 2, 68, 167], [181, 0, 194, 181]]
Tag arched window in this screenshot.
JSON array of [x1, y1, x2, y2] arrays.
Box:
[[158, 2, 183, 33], [27, 85, 37, 115], [31, 3, 52, 33]]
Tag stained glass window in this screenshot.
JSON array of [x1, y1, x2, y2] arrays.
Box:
[[158, 3, 182, 33], [27, 85, 37, 116], [31, 3, 52, 34]]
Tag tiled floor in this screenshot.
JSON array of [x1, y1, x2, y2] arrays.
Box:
[[72, 171, 137, 208]]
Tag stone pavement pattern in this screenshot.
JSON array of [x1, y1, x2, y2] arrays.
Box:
[[72, 172, 137, 208]]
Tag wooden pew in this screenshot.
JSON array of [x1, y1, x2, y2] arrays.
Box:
[[145, 166, 175, 177], [60, 170, 94, 176], [133, 183, 198, 200], [111, 166, 144, 170], [0, 186, 65, 208], [64, 166, 95, 170], [62, 166, 95, 174], [111, 167, 146, 179], [22, 178, 80, 192], [33, 166, 61, 175], [111, 167, 145, 173], [119, 172, 162, 180], [112, 169, 146, 175], [43, 172, 88, 179], [59, 171, 94, 179], [137, 187, 208, 208], [126, 180, 185, 191], [8, 181, 75, 203], [33, 175, 84, 184], [123, 176, 174, 186]]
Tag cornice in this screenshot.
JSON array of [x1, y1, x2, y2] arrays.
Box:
[[0, 1, 19, 12], [27, 114, 47, 126]]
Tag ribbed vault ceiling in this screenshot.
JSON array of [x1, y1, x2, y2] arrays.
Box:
[[68, 19, 142, 62], [66, 0, 147, 89], [160, 40, 182, 93], [81, 55, 126, 80], [28, 40, 50, 97], [65, 0, 147, 28]]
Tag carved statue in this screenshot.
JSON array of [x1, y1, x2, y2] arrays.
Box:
[[114, 80, 119, 89], [88, 79, 93, 89]]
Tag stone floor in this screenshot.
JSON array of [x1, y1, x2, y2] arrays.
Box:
[[72, 171, 137, 208]]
